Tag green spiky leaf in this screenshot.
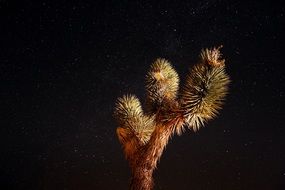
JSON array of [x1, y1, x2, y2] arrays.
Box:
[[114, 95, 155, 146], [180, 47, 230, 131], [145, 58, 179, 112]]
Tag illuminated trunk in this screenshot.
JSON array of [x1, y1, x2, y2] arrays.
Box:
[[130, 167, 154, 190], [129, 121, 177, 190]]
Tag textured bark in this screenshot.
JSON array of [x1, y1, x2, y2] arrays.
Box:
[[129, 114, 183, 190], [130, 167, 154, 190]]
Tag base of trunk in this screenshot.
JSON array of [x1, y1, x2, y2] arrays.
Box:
[[130, 168, 154, 190]]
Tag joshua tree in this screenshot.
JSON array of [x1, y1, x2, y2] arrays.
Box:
[[114, 46, 230, 190]]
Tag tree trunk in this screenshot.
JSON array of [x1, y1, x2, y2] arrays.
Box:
[[129, 120, 179, 190], [130, 167, 154, 190]]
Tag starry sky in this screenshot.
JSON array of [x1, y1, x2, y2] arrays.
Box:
[[1, 0, 285, 189]]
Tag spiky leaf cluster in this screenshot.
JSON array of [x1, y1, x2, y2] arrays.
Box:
[[114, 95, 155, 158], [180, 47, 230, 131], [145, 58, 179, 111], [200, 46, 225, 67]]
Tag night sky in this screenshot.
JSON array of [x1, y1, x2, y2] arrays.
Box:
[[1, 0, 285, 189]]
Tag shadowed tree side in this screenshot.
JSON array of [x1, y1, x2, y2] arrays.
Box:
[[114, 47, 230, 190]]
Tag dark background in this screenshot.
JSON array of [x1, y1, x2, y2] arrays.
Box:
[[1, 0, 285, 189]]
